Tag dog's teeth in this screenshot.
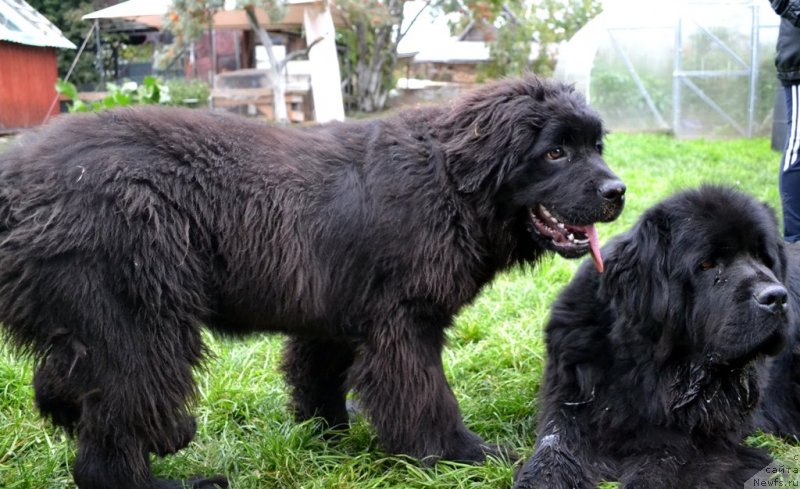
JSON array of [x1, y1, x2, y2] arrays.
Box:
[[549, 216, 558, 224], [557, 223, 565, 229], [541, 207, 551, 218], [567, 233, 575, 241], [574, 238, 589, 244]]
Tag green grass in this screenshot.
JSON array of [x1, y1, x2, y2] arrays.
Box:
[[0, 133, 794, 488]]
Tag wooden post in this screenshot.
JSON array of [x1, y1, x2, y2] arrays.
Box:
[[303, 2, 345, 122]]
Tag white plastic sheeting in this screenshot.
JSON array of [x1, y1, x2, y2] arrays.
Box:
[[556, 0, 781, 138]]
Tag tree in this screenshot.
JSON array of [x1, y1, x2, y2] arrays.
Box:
[[333, 0, 599, 112], [446, 0, 602, 79], [335, 0, 416, 113]]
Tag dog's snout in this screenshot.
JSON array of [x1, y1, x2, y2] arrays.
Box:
[[753, 283, 789, 314], [599, 180, 626, 206]]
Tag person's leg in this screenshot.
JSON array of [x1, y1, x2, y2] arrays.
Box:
[[780, 83, 800, 242]]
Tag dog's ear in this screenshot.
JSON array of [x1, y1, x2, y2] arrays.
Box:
[[760, 199, 789, 282], [599, 207, 671, 340], [438, 79, 548, 193], [761, 200, 780, 226], [441, 102, 525, 193]]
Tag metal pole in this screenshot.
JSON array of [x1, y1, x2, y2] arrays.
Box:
[[190, 42, 197, 78], [608, 30, 669, 130], [682, 76, 747, 135], [94, 20, 104, 86], [673, 16, 683, 136], [747, 2, 760, 137], [208, 13, 216, 88], [234, 31, 241, 70], [43, 24, 96, 124]]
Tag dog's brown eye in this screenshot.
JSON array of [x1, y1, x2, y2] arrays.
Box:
[[546, 148, 565, 160], [699, 260, 716, 271]]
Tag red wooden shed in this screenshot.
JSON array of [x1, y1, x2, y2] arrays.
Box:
[[0, 0, 75, 132]]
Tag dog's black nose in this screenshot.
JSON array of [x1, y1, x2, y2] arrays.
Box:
[[754, 283, 788, 314], [599, 180, 626, 205]]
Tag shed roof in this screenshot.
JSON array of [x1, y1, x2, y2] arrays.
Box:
[[0, 0, 75, 49]]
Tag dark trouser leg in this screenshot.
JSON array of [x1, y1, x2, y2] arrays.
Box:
[[780, 83, 800, 242], [281, 337, 355, 429]]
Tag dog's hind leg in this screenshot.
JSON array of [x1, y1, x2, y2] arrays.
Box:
[[68, 318, 224, 489], [25, 262, 224, 489], [281, 337, 355, 430], [33, 333, 88, 434], [676, 446, 772, 488], [35, 331, 195, 454]]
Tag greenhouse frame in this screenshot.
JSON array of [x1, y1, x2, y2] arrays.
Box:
[[555, 0, 782, 139]]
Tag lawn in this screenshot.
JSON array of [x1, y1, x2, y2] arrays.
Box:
[[0, 133, 797, 488]]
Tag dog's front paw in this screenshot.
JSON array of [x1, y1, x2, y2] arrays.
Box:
[[413, 428, 514, 465], [152, 475, 228, 488], [513, 443, 592, 489], [482, 443, 519, 463], [185, 475, 229, 488], [432, 428, 515, 465], [514, 468, 591, 489]]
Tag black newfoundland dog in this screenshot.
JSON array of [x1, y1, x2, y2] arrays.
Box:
[[0, 76, 624, 488], [514, 186, 793, 489]]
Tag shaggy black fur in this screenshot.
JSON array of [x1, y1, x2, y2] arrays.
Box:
[[753, 241, 800, 440], [514, 186, 791, 489], [0, 76, 624, 489]]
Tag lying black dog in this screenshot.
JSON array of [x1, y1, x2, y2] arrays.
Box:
[[515, 186, 790, 488], [754, 240, 800, 440], [0, 76, 624, 488]]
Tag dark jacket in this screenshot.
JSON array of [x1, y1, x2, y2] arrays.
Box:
[[772, 0, 800, 84]]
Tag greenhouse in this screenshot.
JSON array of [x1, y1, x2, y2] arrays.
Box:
[[555, 0, 782, 139]]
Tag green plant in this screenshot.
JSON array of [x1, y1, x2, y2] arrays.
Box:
[[334, 0, 409, 113], [56, 76, 163, 112], [589, 63, 672, 130], [164, 78, 210, 106], [450, 0, 602, 80]]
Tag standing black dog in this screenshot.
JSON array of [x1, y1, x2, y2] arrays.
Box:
[[514, 186, 789, 489], [0, 76, 624, 488]]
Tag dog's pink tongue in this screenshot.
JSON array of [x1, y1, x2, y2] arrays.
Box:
[[586, 225, 603, 273]]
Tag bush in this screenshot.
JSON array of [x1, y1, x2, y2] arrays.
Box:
[[56, 77, 210, 112], [164, 78, 210, 107], [56, 76, 162, 112]]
